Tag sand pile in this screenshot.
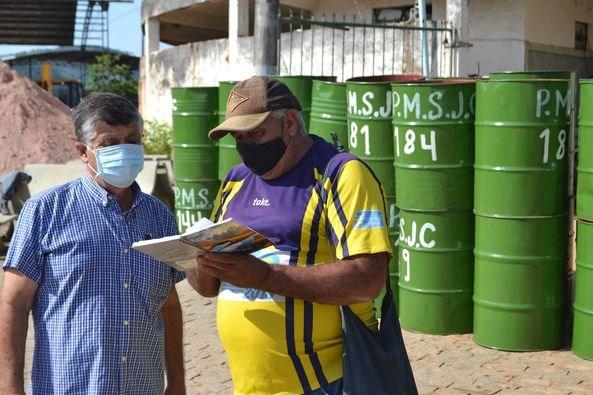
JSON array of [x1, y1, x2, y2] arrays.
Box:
[[0, 61, 78, 174]]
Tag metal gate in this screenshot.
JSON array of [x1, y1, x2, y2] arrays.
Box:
[[277, 11, 455, 81]]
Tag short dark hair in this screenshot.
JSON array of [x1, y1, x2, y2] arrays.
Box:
[[71, 92, 143, 145]]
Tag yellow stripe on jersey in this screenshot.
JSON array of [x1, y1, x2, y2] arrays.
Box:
[[210, 179, 244, 222], [325, 160, 392, 260]]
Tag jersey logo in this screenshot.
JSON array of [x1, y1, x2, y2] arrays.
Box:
[[252, 198, 270, 206], [354, 210, 385, 229]]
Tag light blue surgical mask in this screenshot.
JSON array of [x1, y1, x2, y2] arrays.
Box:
[[86, 143, 144, 188]]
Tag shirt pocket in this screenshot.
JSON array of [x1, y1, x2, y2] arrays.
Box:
[[132, 253, 173, 305]]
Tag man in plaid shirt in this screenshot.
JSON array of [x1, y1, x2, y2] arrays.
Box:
[[0, 93, 186, 394]]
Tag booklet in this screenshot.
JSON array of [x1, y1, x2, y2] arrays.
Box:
[[131, 217, 273, 272]]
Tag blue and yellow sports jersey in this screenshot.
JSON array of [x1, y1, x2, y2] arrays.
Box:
[[212, 136, 392, 395]]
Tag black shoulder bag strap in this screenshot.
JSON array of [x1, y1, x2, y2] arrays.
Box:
[[314, 151, 418, 395]]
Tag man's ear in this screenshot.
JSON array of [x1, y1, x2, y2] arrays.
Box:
[[285, 110, 299, 136], [75, 142, 88, 162]]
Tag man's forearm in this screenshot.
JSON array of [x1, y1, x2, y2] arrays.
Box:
[[262, 255, 388, 305], [0, 303, 29, 394], [162, 291, 185, 388]]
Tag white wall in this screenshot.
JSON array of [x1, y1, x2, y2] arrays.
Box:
[[465, 0, 527, 75], [524, 0, 593, 49], [142, 35, 256, 124]]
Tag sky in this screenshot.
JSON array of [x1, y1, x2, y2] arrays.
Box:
[[0, 0, 143, 57]]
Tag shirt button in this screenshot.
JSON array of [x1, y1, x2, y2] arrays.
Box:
[[124, 320, 129, 326], [123, 248, 129, 253], [121, 356, 127, 363], [123, 283, 129, 289]]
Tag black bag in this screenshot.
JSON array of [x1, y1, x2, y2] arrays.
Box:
[[316, 146, 418, 395], [341, 281, 417, 395]]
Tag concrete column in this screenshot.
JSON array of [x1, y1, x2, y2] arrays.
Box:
[[447, 0, 470, 77], [229, 0, 249, 67], [254, 0, 279, 75], [144, 17, 160, 54], [143, 17, 160, 117]]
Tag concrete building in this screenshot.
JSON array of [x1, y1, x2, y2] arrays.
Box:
[[141, 0, 593, 124]]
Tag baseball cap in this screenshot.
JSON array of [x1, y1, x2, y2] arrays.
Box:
[[208, 76, 302, 140]]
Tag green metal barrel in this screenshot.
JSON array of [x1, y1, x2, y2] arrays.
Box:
[[172, 87, 219, 233], [309, 80, 348, 148], [392, 80, 475, 334], [392, 81, 475, 210], [397, 210, 474, 333], [274, 76, 336, 130], [577, 80, 593, 221], [346, 75, 423, 196], [574, 81, 593, 360], [174, 180, 221, 232], [573, 220, 593, 361], [218, 81, 242, 181], [474, 79, 569, 350], [488, 71, 572, 80]]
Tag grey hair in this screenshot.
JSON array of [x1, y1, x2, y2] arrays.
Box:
[[71, 92, 143, 146], [270, 108, 307, 135]]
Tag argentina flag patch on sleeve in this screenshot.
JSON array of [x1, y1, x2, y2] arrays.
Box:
[[353, 210, 385, 229]]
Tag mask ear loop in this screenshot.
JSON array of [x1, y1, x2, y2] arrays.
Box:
[[84, 145, 100, 176]]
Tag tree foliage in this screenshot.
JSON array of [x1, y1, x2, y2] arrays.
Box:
[[86, 54, 137, 97]]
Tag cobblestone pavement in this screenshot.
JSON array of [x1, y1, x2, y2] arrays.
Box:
[[1, 265, 592, 394]]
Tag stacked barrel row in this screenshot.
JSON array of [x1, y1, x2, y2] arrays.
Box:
[[473, 77, 570, 350], [574, 80, 593, 361], [393, 81, 476, 334], [172, 87, 220, 233]]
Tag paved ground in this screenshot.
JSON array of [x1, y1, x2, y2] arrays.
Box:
[[1, 262, 592, 394]]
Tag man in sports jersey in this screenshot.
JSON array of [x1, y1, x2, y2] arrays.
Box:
[[187, 76, 392, 394]]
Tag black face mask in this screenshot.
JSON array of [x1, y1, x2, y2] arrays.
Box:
[[236, 136, 288, 175]]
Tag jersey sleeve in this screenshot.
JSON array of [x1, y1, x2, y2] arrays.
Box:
[[325, 160, 392, 260], [3, 197, 46, 283]]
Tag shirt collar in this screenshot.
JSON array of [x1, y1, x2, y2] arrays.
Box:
[[81, 174, 144, 209]]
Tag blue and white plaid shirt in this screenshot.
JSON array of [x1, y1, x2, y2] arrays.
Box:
[[3, 174, 185, 394]]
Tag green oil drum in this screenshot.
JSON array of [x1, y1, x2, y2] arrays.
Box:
[[218, 81, 242, 180], [392, 80, 475, 211], [172, 87, 219, 233], [474, 79, 569, 351], [577, 80, 593, 221], [573, 220, 593, 361], [374, 196, 399, 318], [488, 71, 572, 80], [391, 80, 475, 334], [174, 180, 221, 233], [397, 209, 474, 333], [274, 75, 336, 130], [346, 75, 424, 196], [309, 80, 348, 148]]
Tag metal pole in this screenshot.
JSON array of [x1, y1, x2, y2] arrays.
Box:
[[321, 14, 325, 75], [254, 0, 279, 75], [352, 15, 356, 80], [311, 15, 315, 75], [418, 0, 429, 76], [300, 9, 304, 75]]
